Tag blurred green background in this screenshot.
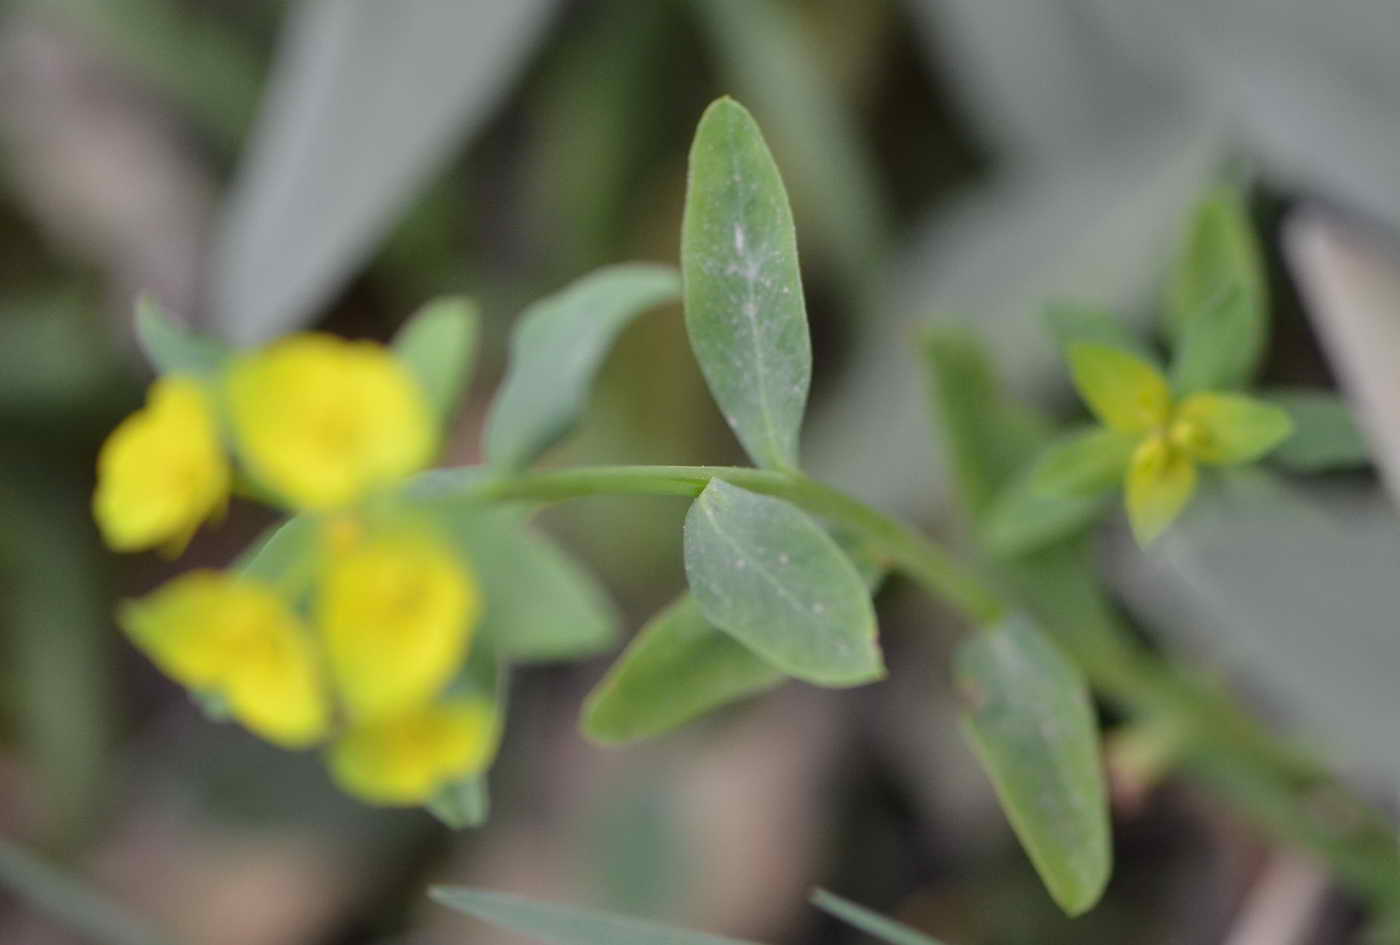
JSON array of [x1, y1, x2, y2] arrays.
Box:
[[3, 1, 1400, 943]]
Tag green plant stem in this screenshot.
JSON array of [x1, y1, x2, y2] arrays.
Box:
[[438, 462, 1400, 908], [0, 833, 176, 945]]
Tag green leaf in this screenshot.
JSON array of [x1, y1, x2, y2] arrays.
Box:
[[582, 594, 784, 745], [210, 0, 555, 342], [1166, 187, 1267, 393], [134, 296, 233, 379], [683, 480, 882, 686], [979, 470, 1110, 558], [484, 265, 681, 470], [435, 506, 619, 664], [234, 515, 319, 588], [810, 889, 951, 945], [393, 296, 479, 427], [1264, 389, 1370, 472], [922, 326, 1052, 522], [1067, 342, 1171, 434], [682, 97, 811, 471], [1028, 426, 1137, 497], [956, 616, 1111, 915], [1175, 393, 1293, 466], [430, 887, 767, 945], [428, 777, 489, 830]]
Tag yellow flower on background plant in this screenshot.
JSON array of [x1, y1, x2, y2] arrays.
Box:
[[328, 698, 499, 805], [1032, 343, 1293, 544], [93, 376, 230, 555], [120, 571, 329, 747], [319, 530, 481, 721], [227, 334, 435, 511]]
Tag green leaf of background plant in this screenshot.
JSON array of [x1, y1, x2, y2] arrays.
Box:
[[430, 887, 767, 945], [234, 515, 319, 589], [428, 777, 489, 830], [810, 889, 952, 945], [210, 0, 555, 343], [979, 471, 1109, 558], [582, 594, 785, 745], [682, 97, 811, 471], [1044, 304, 1147, 361], [683, 480, 882, 686], [956, 616, 1111, 916], [922, 326, 1052, 522], [484, 264, 681, 470], [1166, 187, 1267, 393], [392, 296, 479, 429], [434, 506, 619, 664], [1264, 389, 1371, 472], [134, 296, 233, 379], [1028, 426, 1137, 496]]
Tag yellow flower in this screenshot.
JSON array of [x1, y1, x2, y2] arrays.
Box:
[[227, 334, 435, 511], [1064, 343, 1293, 544], [328, 698, 498, 805], [319, 531, 481, 720], [93, 376, 230, 555], [119, 571, 329, 748]]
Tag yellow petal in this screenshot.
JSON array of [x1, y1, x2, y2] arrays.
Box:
[[1172, 393, 1294, 465], [319, 532, 481, 720], [1125, 436, 1197, 545], [1067, 343, 1172, 433], [328, 699, 498, 806], [93, 377, 231, 553], [226, 334, 435, 511], [119, 571, 329, 747]]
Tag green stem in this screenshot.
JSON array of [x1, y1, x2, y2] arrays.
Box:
[[431, 462, 1400, 908]]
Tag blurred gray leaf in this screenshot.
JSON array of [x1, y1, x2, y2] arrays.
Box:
[[210, 0, 556, 343], [1122, 471, 1400, 780], [1285, 212, 1400, 505]]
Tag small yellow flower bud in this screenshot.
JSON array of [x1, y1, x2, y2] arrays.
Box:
[[319, 531, 481, 721], [329, 698, 498, 805], [1168, 417, 1212, 456], [227, 334, 435, 511], [93, 377, 231, 555], [119, 571, 329, 748]]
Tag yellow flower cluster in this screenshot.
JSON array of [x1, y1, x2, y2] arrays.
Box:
[[94, 334, 497, 806]]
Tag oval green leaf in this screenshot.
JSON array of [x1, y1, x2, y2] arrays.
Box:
[[956, 616, 1111, 916], [484, 264, 680, 470], [430, 887, 766, 945], [683, 480, 882, 686], [1166, 187, 1268, 393], [1028, 426, 1137, 497], [392, 296, 479, 428], [682, 97, 811, 471], [1264, 389, 1371, 472], [135, 296, 233, 380], [582, 594, 785, 745]]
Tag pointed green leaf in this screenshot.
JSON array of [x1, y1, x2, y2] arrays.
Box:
[[1028, 426, 1137, 497], [582, 594, 784, 745], [393, 296, 479, 427], [485, 265, 680, 469], [1067, 342, 1171, 434], [134, 296, 233, 379], [1264, 389, 1370, 472], [430, 888, 766, 945], [234, 515, 319, 588], [810, 890, 952, 945], [1175, 393, 1293, 466], [979, 470, 1110, 558], [1166, 187, 1267, 393], [956, 616, 1111, 915], [435, 507, 619, 664], [428, 777, 489, 830], [682, 97, 811, 470], [923, 326, 1053, 522], [683, 480, 882, 686]]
